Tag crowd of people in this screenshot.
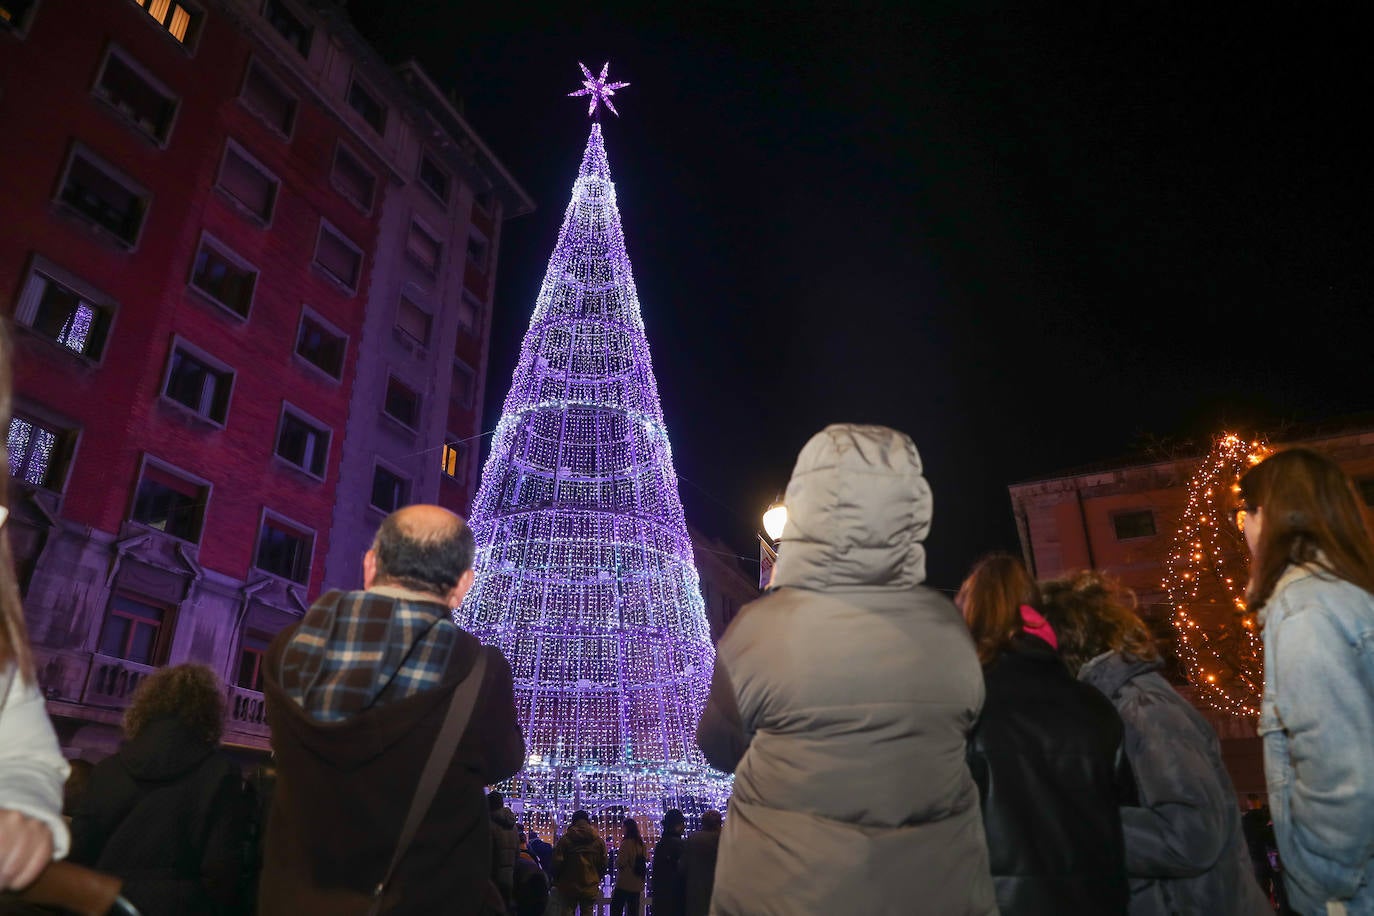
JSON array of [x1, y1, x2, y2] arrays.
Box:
[[2, 319, 1374, 916]]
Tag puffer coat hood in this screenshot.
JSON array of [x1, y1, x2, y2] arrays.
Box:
[[697, 424, 994, 915], [771, 424, 930, 590]]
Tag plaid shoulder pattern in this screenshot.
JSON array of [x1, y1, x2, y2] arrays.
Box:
[[280, 589, 459, 722]]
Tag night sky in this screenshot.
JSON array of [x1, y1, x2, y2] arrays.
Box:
[[350, 3, 1370, 589]]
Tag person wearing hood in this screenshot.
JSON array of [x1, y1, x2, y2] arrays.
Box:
[[696, 424, 996, 915], [489, 790, 519, 911], [1237, 448, 1374, 916], [1040, 570, 1271, 916], [552, 810, 607, 916], [258, 505, 524, 914], [68, 664, 247, 915], [650, 809, 687, 916], [959, 553, 1129, 915]]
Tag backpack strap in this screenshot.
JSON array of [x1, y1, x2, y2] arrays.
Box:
[[368, 647, 489, 914]]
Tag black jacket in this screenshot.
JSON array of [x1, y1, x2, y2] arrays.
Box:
[[650, 833, 686, 916], [1080, 653, 1272, 916], [69, 717, 247, 916], [968, 634, 1130, 916]]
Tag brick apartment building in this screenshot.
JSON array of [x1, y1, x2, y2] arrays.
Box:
[[1008, 421, 1374, 792], [0, 0, 530, 759]]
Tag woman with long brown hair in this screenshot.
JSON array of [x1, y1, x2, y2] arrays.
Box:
[[1040, 570, 1270, 915], [958, 552, 1129, 915], [0, 323, 70, 893], [1238, 447, 1374, 916]]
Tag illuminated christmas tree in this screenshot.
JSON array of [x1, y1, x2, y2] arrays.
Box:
[[1163, 433, 1270, 716], [455, 64, 729, 840]]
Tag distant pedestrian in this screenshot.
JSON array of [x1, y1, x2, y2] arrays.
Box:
[[1238, 448, 1374, 916], [514, 834, 550, 916], [69, 664, 248, 916], [258, 505, 524, 914], [650, 810, 686, 916], [681, 809, 721, 916], [553, 810, 607, 916], [610, 817, 646, 916], [528, 829, 555, 876], [959, 553, 1128, 915], [1041, 569, 1271, 915], [696, 425, 995, 916], [490, 790, 519, 911]]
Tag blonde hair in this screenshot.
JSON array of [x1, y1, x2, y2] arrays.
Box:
[[1039, 570, 1159, 677], [0, 322, 34, 681], [958, 553, 1040, 666], [123, 664, 226, 745]]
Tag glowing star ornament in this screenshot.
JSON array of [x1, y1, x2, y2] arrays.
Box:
[[567, 61, 630, 118], [456, 81, 728, 846]]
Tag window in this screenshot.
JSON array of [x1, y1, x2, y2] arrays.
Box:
[[331, 143, 375, 212], [236, 632, 270, 691], [314, 221, 361, 292], [275, 406, 330, 478], [98, 595, 169, 665], [93, 46, 178, 143], [347, 74, 386, 134], [217, 141, 278, 222], [0, 0, 39, 34], [190, 234, 257, 317], [451, 359, 474, 409], [1112, 509, 1157, 541], [417, 152, 449, 203], [466, 231, 488, 269], [132, 460, 207, 542], [456, 292, 481, 337], [474, 189, 495, 216], [1358, 478, 1374, 507], [405, 220, 441, 274], [263, 0, 310, 57], [370, 464, 410, 513], [240, 59, 297, 136], [395, 295, 431, 346], [7, 412, 76, 491], [383, 376, 420, 428], [132, 0, 201, 46], [162, 341, 233, 425], [14, 259, 115, 361], [294, 309, 346, 380], [254, 514, 313, 583], [441, 439, 467, 480], [57, 146, 149, 247]]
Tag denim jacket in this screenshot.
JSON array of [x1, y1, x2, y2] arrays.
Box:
[[1259, 563, 1374, 916]]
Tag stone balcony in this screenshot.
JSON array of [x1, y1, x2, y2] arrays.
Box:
[[81, 654, 156, 709]]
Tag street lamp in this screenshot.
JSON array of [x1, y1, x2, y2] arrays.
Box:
[[759, 502, 787, 589]]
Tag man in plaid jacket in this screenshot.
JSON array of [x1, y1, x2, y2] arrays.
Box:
[[259, 505, 524, 915]]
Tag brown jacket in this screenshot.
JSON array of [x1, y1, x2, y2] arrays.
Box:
[[258, 606, 524, 915]]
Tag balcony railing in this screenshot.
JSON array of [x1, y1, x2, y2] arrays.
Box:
[[82, 655, 156, 708], [228, 686, 269, 737]]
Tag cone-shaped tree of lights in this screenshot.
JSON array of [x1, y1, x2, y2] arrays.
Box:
[[1163, 433, 1271, 717], [456, 65, 730, 842]]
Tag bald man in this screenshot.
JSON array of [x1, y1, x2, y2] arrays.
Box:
[[258, 505, 524, 915]]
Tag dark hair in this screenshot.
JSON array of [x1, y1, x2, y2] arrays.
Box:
[[622, 817, 641, 843], [662, 809, 685, 831], [1039, 570, 1159, 677], [958, 553, 1040, 666], [701, 809, 723, 830], [571, 810, 592, 825], [1239, 448, 1374, 613], [123, 663, 225, 745], [488, 791, 504, 811], [371, 511, 475, 597], [0, 322, 34, 681]]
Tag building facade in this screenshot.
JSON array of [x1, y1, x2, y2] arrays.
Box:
[[1008, 422, 1374, 792], [0, 0, 529, 759], [690, 526, 759, 642]]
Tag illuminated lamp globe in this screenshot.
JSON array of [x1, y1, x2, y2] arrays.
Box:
[[762, 503, 788, 542]]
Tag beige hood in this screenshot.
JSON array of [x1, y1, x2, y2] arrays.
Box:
[[771, 424, 931, 591]]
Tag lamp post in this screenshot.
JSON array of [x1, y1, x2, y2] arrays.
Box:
[[759, 502, 787, 590]]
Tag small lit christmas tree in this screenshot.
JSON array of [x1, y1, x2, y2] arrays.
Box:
[[455, 64, 730, 841], [1163, 433, 1270, 716]]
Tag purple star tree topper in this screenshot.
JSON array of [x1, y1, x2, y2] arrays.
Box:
[[568, 61, 630, 117]]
